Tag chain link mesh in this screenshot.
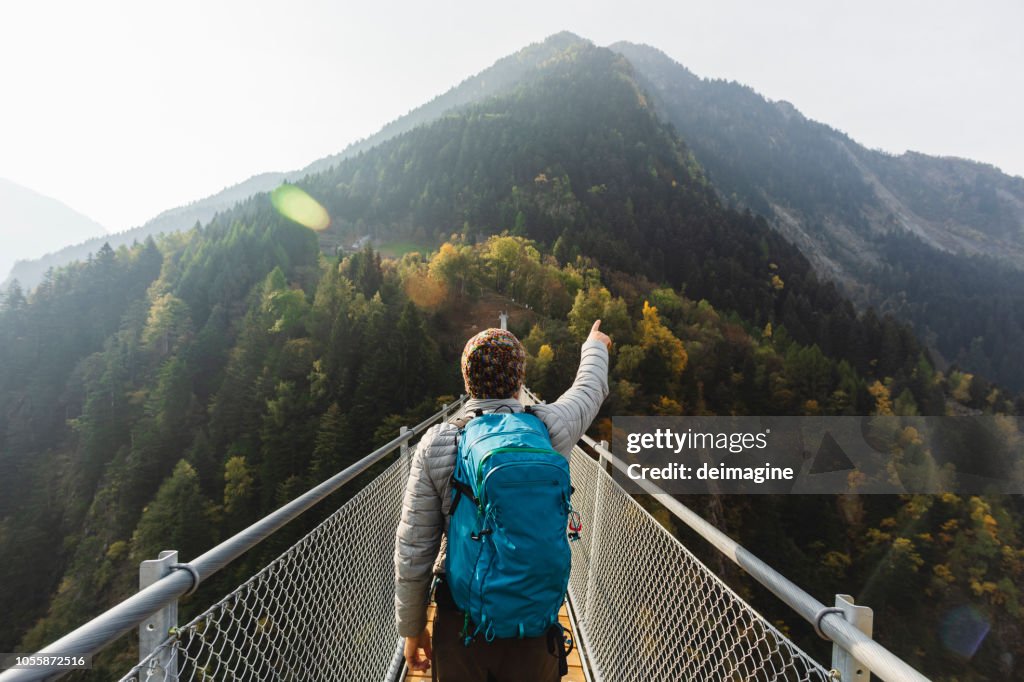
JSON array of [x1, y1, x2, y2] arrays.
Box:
[[122, 451, 413, 682], [568, 447, 832, 682]]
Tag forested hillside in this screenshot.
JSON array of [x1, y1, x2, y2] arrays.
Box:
[[612, 41, 1024, 392], [1, 41, 1021, 680]]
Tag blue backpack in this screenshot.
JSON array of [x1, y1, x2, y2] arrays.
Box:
[[446, 408, 576, 643]]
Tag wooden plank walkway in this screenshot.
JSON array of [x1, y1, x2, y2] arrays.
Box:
[[406, 602, 586, 681]]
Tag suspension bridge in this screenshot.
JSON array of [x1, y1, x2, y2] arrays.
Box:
[[0, 389, 932, 682]]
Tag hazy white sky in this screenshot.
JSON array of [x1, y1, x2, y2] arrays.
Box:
[[1, 0, 1021, 233]]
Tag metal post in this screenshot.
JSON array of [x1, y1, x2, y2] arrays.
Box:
[[400, 426, 410, 459], [831, 594, 874, 681], [138, 550, 178, 677]]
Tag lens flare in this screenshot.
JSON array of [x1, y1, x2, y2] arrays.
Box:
[[940, 605, 990, 659], [271, 184, 330, 231]]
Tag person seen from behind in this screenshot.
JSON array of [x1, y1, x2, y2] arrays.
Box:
[[394, 320, 611, 681]]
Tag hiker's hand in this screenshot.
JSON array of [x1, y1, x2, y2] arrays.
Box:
[[588, 319, 612, 352], [404, 627, 432, 672]]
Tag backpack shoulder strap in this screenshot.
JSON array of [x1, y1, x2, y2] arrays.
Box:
[[450, 408, 484, 430], [446, 409, 483, 516]]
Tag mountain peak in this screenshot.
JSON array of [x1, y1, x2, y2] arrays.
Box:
[[539, 30, 589, 47], [0, 178, 108, 283], [3, 32, 597, 292]]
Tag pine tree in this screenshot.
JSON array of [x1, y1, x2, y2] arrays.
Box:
[[131, 460, 216, 563], [309, 403, 353, 483]]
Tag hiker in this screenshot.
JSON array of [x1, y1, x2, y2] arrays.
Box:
[[394, 321, 611, 681]]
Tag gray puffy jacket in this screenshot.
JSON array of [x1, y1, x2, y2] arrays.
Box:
[[393, 339, 610, 636]]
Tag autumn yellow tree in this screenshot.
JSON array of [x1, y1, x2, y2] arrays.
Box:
[[567, 285, 633, 344], [429, 242, 475, 299], [615, 301, 688, 395]]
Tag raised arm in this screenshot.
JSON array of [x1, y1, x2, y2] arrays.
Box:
[[531, 320, 611, 455]]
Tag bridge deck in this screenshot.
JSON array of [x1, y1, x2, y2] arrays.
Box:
[[406, 602, 586, 681]]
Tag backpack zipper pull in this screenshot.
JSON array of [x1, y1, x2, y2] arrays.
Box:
[[566, 498, 583, 542]]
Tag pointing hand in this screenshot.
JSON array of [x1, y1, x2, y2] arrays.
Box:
[[588, 319, 612, 352]]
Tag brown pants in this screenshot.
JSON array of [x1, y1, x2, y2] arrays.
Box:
[[431, 582, 562, 682]]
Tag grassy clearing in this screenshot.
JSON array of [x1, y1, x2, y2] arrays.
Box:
[[378, 240, 431, 258]]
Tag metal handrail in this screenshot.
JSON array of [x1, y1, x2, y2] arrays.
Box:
[[574, 429, 931, 682], [0, 396, 467, 682]]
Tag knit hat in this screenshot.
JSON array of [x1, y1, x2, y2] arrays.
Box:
[[461, 328, 526, 399]]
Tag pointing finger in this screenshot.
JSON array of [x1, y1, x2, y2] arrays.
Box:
[[591, 319, 602, 333]]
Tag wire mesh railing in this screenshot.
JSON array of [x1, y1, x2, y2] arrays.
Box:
[[122, 448, 415, 682], [574, 432, 932, 682], [565, 443, 833, 682]]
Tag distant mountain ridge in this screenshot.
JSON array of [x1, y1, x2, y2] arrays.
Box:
[[0, 178, 107, 284], [4, 32, 586, 292], [610, 41, 1024, 278]]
